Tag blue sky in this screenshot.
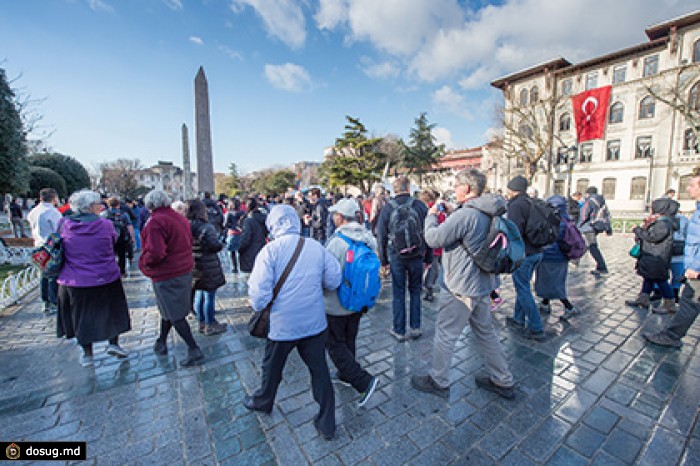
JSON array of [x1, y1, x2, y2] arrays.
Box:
[[2, 0, 699, 175]]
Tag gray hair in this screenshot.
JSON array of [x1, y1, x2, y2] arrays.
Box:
[[69, 189, 101, 214], [393, 176, 411, 194], [455, 169, 487, 196], [171, 200, 188, 216], [144, 190, 172, 210]]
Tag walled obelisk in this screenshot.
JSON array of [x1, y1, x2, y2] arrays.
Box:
[[181, 123, 193, 199], [194, 66, 214, 194]]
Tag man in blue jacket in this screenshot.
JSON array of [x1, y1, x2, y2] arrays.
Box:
[[645, 171, 700, 347]]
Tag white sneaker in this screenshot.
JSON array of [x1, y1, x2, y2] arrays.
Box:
[[107, 344, 128, 358]]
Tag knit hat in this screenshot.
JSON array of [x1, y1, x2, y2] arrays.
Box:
[[507, 175, 528, 193], [586, 186, 598, 194]]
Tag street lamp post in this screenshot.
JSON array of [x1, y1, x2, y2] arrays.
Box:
[[566, 145, 578, 198]]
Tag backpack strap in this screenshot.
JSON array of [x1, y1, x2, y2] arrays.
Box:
[[460, 205, 492, 256], [268, 237, 305, 308]]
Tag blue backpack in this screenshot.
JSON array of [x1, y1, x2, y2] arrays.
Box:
[[463, 210, 525, 274], [336, 232, 381, 312]]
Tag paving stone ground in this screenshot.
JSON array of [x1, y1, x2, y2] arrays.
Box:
[[2, 235, 700, 465]]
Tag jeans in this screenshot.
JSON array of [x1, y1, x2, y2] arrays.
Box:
[[194, 289, 217, 324], [512, 253, 544, 332], [134, 228, 141, 251], [429, 293, 513, 388], [389, 254, 423, 334], [642, 279, 673, 299], [40, 274, 58, 305], [584, 232, 608, 272], [671, 261, 685, 290], [666, 279, 700, 340], [326, 314, 372, 393]]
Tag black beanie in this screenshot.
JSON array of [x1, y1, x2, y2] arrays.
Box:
[[586, 186, 598, 195], [507, 175, 528, 193]]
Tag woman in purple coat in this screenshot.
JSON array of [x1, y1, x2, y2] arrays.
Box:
[[56, 190, 131, 367]]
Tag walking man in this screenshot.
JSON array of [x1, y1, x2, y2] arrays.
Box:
[[411, 169, 515, 399], [9, 198, 25, 238], [27, 188, 62, 313], [644, 171, 700, 347], [578, 186, 610, 276], [377, 177, 429, 341]]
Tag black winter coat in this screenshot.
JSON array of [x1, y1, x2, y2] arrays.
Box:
[[506, 193, 542, 256], [191, 220, 226, 291], [634, 218, 674, 281], [238, 210, 268, 273]]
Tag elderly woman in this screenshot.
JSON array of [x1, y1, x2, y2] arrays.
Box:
[[56, 190, 131, 367], [244, 205, 342, 441], [139, 190, 204, 367]]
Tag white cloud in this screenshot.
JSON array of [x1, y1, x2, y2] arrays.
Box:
[[189, 36, 204, 45], [219, 45, 242, 60], [432, 85, 472, 120], [87, 0, 113, 13], [433, 127, 455, 150], [163, 0, 183, 10], [359, 57, 399, 80], [315, 0, 348, 30], [231, 0, 306, 49], [264, 63, 313, 92]]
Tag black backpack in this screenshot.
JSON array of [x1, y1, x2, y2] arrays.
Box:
[[108, 210, 131, 244], [388, 198, 423, 259], [524, 198, 561, 247]]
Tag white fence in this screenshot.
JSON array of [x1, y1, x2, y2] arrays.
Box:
[[0, 266, 40, 309]]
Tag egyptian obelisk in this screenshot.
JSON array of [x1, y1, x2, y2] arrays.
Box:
[[194, 66, 214, 194], [181, 123, 193, 199]]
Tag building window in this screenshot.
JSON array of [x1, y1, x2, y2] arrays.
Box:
[[519, 88, 528, 106], [694, 39, 700, 63], [530, 86, 539, 104], [689, 81, 700, 111], [609, 102, 624, 124], [630, 177, 647, 200], [519, 124, 533, 138], [643, 55, 659, 77], [559, 113, 571, 131], [602, 178, 616, 200], [636, 136, 653, 158], [606, 140, 621, 161], [553, 180, 565, 195], [576, 178, 589, 194], [556, 147, 568, 165], [613, 65, 626, 84], [561, 79, 572, 96], [685, 128, 698, 152], [579, 143, 593, 163], [585, 73, 598, 90], [638, 96, 655, 119], [679, 175, 693, 200]]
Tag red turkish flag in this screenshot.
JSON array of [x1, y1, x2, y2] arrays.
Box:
[[571, 85, 612, 142]]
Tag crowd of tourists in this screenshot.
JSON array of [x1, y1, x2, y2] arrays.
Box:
[[19, 166, 700, 441]]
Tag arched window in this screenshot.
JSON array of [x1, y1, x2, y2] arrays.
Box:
[[638, 96, 655, 119], [519, 124, 533, 138], [519, 88, 528, 106], [689, 81, 700, 111], [685, 128, 698, 152], [530, 86, 539, 104], [609, 102, 624, 123], [693, 39, 700, 63], [559, 113, 571, 131]]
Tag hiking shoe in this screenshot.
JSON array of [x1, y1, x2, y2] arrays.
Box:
[[590, 269, 609, 277], [243, 395, 272, 414], [331, 372, 352, 388], [180, 347, 204, 367], [389, 329, 409, 341], [424, 290, 434, 302], [107, 344, 128, 358], [408, 328, 422, 339], [505, 317, 525, 329], [358, 377, 379, 407], [410, 375, 449, 398], [198, 322, 205, 333], [491, 297, 504, 311], [643, 331, 682, 348], [562, 307, 581, 320], [204, 321, 227, 336], [79, 354, 94, 367], [522, 328, 545, 341], [475, 376, 515, 399], [153, 339, 168, 355]]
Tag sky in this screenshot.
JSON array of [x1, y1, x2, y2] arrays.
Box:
[[2, 0, 700, 175]]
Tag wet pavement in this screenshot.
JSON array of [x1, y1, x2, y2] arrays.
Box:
[[1, 235, 700, 465]]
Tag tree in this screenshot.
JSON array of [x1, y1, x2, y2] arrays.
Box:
[[99, 158, 144, 198], [250, 169, 296, 195], [320, 116, 385, 194], [28, 152, 90, 195], [377, 135, 405, 178], [401, 112, 445, 185], [0, 67, 30, 194], [215, 162, 241, 197], [28, 166, 67, 199]]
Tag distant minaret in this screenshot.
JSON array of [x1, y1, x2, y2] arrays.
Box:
[[181, 123, 193, 200], [194, 66, 214, 194]]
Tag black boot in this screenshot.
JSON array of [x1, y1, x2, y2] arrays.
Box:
[[424, 288, 434, 302]]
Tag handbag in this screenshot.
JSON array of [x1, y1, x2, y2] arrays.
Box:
[[248, 237, 305, 338], [629, 242, 641, 259], [31, 218, 66, 278]]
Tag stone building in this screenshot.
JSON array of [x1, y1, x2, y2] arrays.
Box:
[[491, 10, 700, 212], [134, 161, 195, 200]]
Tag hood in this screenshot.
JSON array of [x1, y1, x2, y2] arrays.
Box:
[[63, 213, 105, 235], [463, 193, 506, 216], [266, 205, 300, 239], [652, 197, 679, 217]]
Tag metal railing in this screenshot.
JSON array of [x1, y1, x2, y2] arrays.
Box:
[[1, 266, 40, 309]]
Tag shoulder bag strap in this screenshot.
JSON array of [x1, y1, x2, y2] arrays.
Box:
[[268, 237, 305, 307]]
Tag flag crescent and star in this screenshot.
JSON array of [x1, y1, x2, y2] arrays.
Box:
[[571, 85, 612, 142]]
